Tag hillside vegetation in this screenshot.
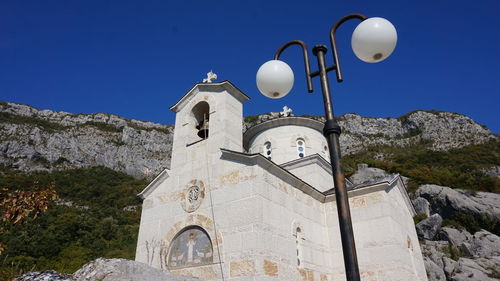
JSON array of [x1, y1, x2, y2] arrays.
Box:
[[0, 166, 146, 280], [342, 140, 500, 193]]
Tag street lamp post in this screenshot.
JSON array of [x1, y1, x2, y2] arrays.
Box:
[[256, 14, 397, 281]]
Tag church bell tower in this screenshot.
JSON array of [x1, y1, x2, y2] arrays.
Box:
[[168, 80, 250, 172]]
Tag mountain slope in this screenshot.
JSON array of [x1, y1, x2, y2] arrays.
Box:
[[1, 101, 497, 179], [0, 102, 173, 178]]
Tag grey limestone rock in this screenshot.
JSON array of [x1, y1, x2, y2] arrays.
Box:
[[348, 163, 389, 185], [468, 230, 500, 258], [421, 240, 448, 268], [416, 214, 443, 240], [424, 256, 447, 281], [442, 257, 457, 279], [13, 259, 201, 281], [13, 271, 73, 281], [416, 184, 500, 219], [449, 258, 497, 281], [413, 197, 431, 217], [337, 111, 495, 155], [460, 242, 475, 257], [439, 227, 472, 248], [400, 111, 495, 151], [73, 258, 200, 281], [0, 102, 173, 179], [420, 230, 500, 281]]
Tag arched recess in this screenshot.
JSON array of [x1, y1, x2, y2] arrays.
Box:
[[162, 214, 223, 269], [167, 226, 213, 269], [191, 101, 210, 140], [322, 141, 329, 159], [263, 141, 273, 160], [296, 138, 306, 158], [260, 136, 277, 160]]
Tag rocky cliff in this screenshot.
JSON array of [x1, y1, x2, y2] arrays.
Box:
[[246, 110, 496, 155], [0, 102, 173, 179], [1, 102, 497, 179]]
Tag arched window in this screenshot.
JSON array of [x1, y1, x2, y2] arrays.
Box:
[[192, 102, 210, 140], [296, 138, 306, 158], [323, 143, 329, 158], [263, 141, 272, 160], [294, 226, 304, 268], [167, 226, 213, 269]]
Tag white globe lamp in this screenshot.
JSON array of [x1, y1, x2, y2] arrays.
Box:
[[351, 17, 397, 63], [256, 60, 294, 99]]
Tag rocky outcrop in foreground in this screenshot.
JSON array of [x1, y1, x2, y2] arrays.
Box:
[[13, 258, 199, 281], [416, 184, 500, 219], [413, 184, 500, 280]]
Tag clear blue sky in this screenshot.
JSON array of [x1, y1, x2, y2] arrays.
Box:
[[1, 0, 499, 133]]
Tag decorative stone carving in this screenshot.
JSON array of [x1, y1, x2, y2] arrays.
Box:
[[180, 180, 205, 213], [202, 71, 217, 83]]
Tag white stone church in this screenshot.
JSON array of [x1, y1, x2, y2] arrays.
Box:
[[135, 80, 427, 281]]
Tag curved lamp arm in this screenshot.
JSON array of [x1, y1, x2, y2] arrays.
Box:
[[330, 13, 367, 82], [274, 40, 314, 93]]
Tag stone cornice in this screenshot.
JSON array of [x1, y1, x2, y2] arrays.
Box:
[[243, 117, 324, 150], [170, 81, 250, 113]]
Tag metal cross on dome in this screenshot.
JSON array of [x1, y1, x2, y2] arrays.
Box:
[[280, 106, 293, 117]]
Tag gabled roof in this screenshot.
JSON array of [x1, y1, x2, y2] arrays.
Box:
[[220, 148, 326, 202], [279, 153, 354, 189], [220, 148, 415, 214], [170, 81, 250, 113], [138, 168, 170, 199], [323, 174, 416, 216], [280, 153, 332, 175]]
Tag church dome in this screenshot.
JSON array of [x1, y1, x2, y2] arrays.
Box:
[[243, 117, 329, 165]]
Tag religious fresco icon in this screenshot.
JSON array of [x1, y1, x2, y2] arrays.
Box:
[[167, 226, 213, 269]]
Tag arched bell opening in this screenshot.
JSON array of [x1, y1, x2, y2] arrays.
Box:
[[192, 101, 210, 139]]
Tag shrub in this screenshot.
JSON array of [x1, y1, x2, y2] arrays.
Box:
[[413, 213, 428, 224]]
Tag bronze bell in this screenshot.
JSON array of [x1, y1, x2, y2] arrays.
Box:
[[197, 120, 209, 139]]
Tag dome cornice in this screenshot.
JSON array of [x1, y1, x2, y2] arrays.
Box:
[[243, 117, 324, 150]]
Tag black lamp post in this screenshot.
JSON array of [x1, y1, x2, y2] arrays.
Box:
[[256, 14, 397, 281]]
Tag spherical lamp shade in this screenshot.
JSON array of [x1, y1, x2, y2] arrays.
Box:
[[256, 60, 294, 99], [351, 17, 397, 63]]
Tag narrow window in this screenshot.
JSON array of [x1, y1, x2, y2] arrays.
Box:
[[296, 138, 305, 158], [263, 141, 272, 160], [294, 227, 304, 268]]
